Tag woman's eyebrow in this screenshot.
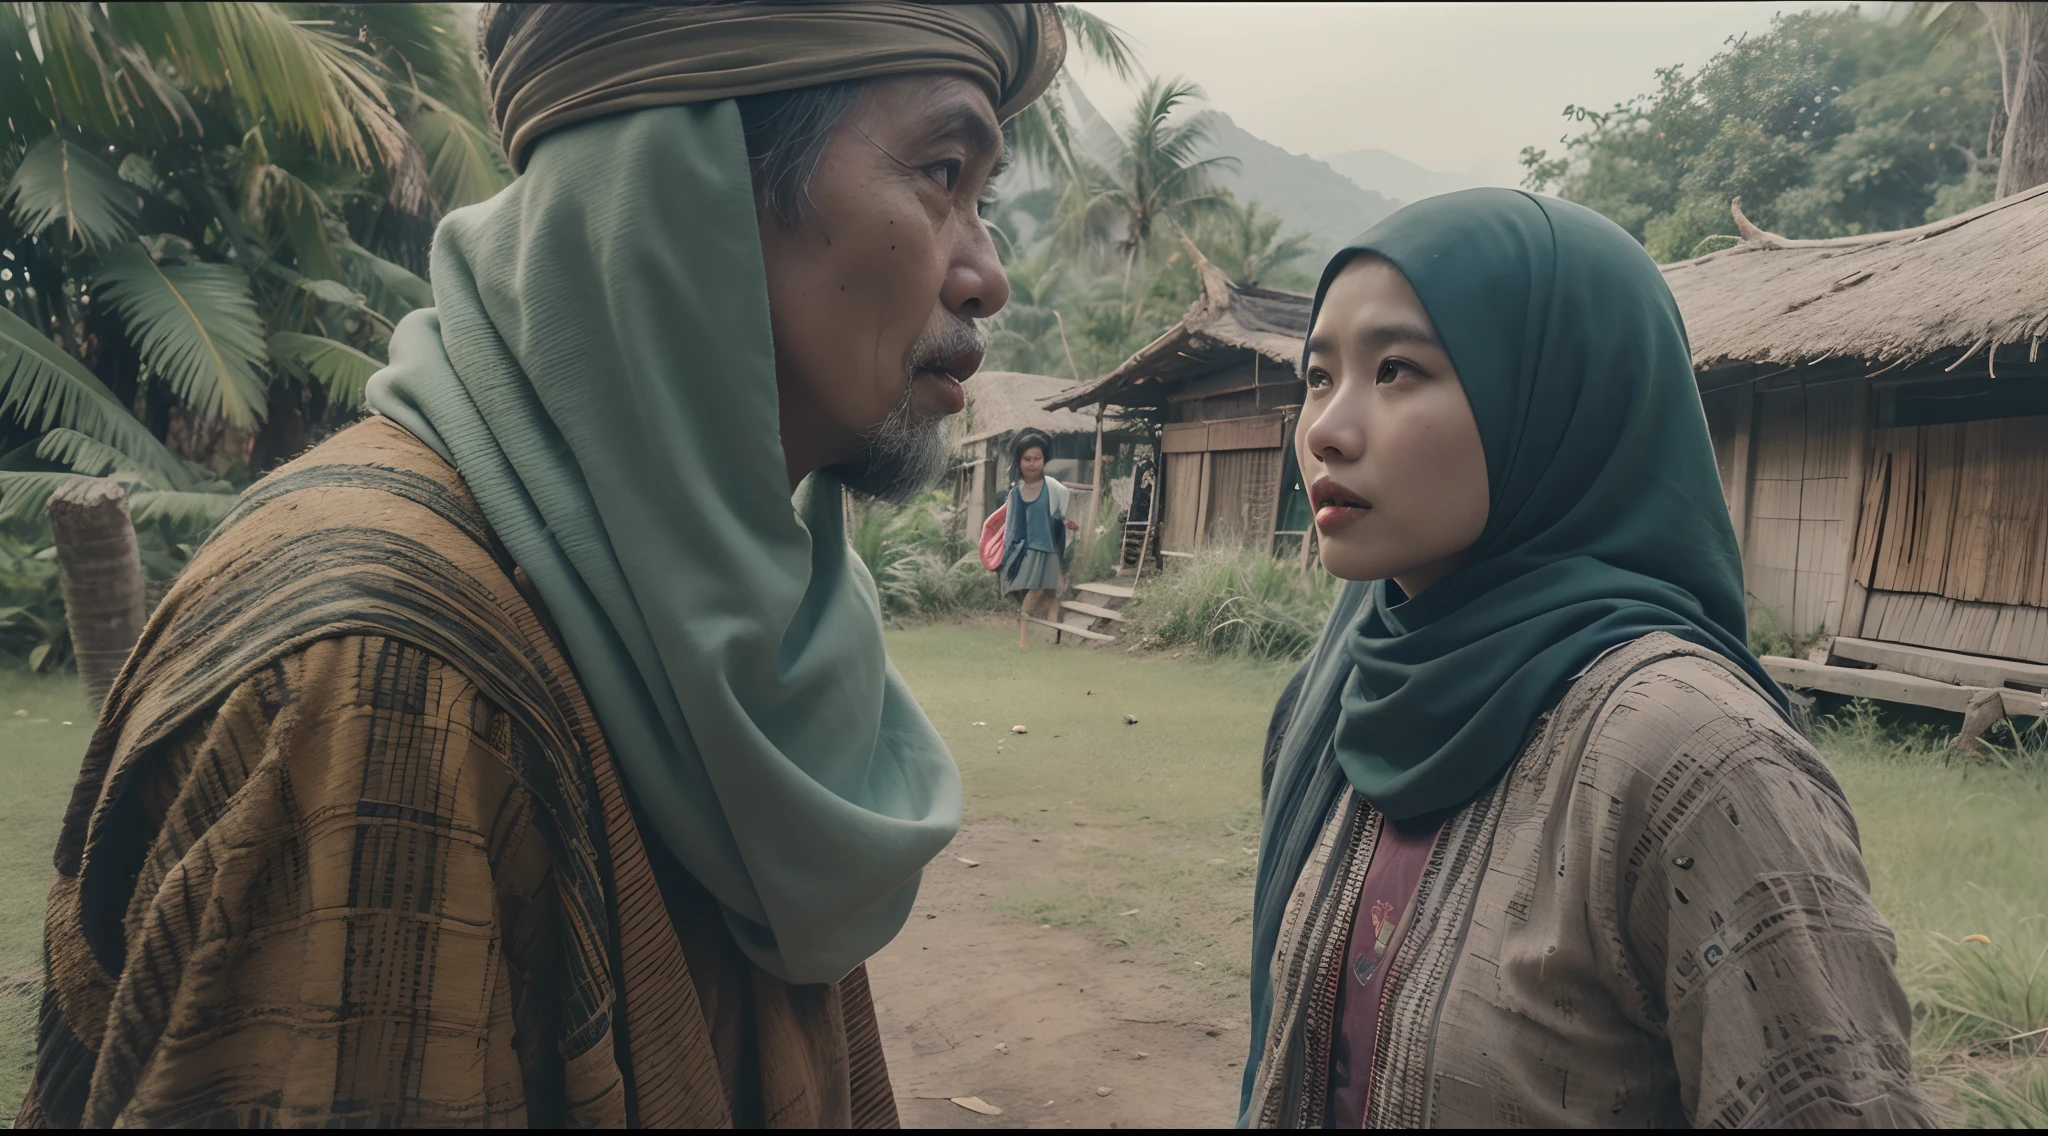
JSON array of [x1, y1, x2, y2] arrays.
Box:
[[1305, 322, 1442, 357]]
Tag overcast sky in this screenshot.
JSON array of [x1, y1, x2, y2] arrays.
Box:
[[1068, 2, 1856, 186]]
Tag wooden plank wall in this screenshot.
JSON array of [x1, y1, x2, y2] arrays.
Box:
[[1742, 381, 1861, 637], [1161, 451, 1204, 553], [1205, 448, 1283, 543], [1847, 413, 2048, 662]]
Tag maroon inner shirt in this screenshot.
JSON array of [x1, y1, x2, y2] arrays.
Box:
[[1324, 809, 1447, 1127]]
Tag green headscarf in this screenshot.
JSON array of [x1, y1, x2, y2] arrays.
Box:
[[1242, 189, 1785, 1117], [365, 101, 959, 985]]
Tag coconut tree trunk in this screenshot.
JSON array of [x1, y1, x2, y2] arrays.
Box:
[[45, 477, 148, 714], [1986, 2, 2048, 197]]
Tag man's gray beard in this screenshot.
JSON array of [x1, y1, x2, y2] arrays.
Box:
[[831, 317, 984, 505], [830, 384, 949, 505]]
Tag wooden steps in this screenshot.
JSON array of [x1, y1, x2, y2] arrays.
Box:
[[1025, 615, 1113, 642], [1061, 600, 1126, 623], [1076, 582, 1134, 601]]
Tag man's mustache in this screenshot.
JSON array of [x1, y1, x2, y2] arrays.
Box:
[[908, 315, 989, 377]]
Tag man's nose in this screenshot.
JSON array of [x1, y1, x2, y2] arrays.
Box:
[[943, 219, 1010, 320]]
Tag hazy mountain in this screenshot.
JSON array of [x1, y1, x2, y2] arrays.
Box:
[[1200, 112, 1401, 267], [1319, 149, 1482, 207]]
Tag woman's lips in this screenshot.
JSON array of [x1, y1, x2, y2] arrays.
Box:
[[1309, 475, 1372, 531]]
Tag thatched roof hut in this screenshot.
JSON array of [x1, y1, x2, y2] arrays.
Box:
[[1046, 244, 1316, 563], [951, 371, 1100, 446], [1046, 245, 1311, 413], [1666, 183, 2048, 378], [1664, 188, 2048, 724]]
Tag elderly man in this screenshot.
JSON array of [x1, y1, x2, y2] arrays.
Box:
[[22, 3, 1061, 1128]]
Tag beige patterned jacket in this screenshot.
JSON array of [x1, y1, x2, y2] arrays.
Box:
[[1249, 633, 1934, 1128]]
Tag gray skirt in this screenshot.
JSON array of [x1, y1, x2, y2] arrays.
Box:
[[1004, 548, 1062, 596]]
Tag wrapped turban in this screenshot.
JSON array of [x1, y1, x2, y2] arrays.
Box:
[[479, 2, 1066, 171]]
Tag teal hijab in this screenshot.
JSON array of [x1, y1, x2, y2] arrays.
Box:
[[1241, 189, 1785, 1116], [365, 103, 959, 985]]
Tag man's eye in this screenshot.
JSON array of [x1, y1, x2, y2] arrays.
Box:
[[927, 160, 963, 191]]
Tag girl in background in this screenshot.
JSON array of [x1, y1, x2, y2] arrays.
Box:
[[1002, 428, 1078, 650], [1244, 190, 1929, 1128]]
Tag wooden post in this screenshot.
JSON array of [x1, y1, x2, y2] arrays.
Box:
[[1728, 381, 1755, 560], [1087, 403, 1107, 557], [1833, 379, 1874, 642], [1193, 451, 1213, 550], [45, 476, 148, 714], [1133, 460, 1161, 583]]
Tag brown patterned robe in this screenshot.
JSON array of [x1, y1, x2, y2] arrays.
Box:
[[1249, 633, 1934, 1128], [19, 418, 898, 1128]]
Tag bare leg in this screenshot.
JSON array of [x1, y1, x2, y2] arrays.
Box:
[[1017, 592, 1030, 650]]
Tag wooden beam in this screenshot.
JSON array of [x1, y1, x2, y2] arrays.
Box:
[[1762, 655, 2043, 718], [1076, 582, 1135, 600], [1829, 636, 2048, 690], [1194, 451, 1213, 548], [1087, 404, 1107, 558]]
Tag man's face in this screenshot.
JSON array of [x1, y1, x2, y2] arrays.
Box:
[[758, 75, 1009, 501]]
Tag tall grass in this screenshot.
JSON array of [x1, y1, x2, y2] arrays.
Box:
[[846, 492, 1008, 621], [1125, 546, 1340, 661]]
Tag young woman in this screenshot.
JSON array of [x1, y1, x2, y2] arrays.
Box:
[[1243, 190, 1931, 1128], [1002, 428, 1078, 650]]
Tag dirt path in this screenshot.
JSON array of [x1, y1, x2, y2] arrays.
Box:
[[867, 823, 1249, 1129]]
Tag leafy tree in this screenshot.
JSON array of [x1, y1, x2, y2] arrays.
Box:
[[0, 1, 506, 531], [1521, 7, 2003, 261]]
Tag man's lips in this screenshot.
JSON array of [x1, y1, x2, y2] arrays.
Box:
[[912, 349, 982, 416], [1309, 475, 1371, 530]]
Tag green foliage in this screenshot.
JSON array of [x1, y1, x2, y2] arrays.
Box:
[[0, 530, 67, 672], [0, 1, 507, 513], [1125, 546, 1339, 661], [1958, 1061, 2048, 1128], [1521, 7, 2003, 261], [847, 492, 1008, 621], [1746, 604, 1828, 658], [94, 245, 270, 428], [2, 136, 140, 251]]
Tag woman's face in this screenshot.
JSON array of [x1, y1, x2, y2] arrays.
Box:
[[1019, 446, 1045, 481], [1297, 256, 1489, 593]]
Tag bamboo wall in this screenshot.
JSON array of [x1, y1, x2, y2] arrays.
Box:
[[1707, 376, 2048, 665]]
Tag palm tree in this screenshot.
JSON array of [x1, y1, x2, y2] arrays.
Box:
[[0, 2, 507, 530], [1006, 5, 1141, 182], [1053, 77, 1238, 290], [1199, 197, 1315, 288]]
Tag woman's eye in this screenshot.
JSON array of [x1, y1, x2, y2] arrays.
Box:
[[1305, 367, 1333, 390], [1376, 360, 1410, 385]]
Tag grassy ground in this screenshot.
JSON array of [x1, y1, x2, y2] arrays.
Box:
[[0, 627, 2041, 1123], [0, 671, 88, 1116]]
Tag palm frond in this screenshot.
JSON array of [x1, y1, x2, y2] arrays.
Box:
[[8, 3, 196, 145], [1056, 4, 1141, 80], [35, 426, 126, 477], [236, 138, 346, 281], [269, 330, 381, 410], [0, 469, 75, 523], [3, 135, 140, 250], [128, 486, 238, 527], [404, 89, 511, 211], [337, 237, 434, 315], [0, 302, 183, 477], [113, 3, 430, 214], [94, 243, 270, 429]]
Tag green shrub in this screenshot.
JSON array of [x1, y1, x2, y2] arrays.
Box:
[[1126, 546, 1339, 661], [1747, 604, 1827, 659], [0, 532, 69, 673], [847, 491, 1010, 621]]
